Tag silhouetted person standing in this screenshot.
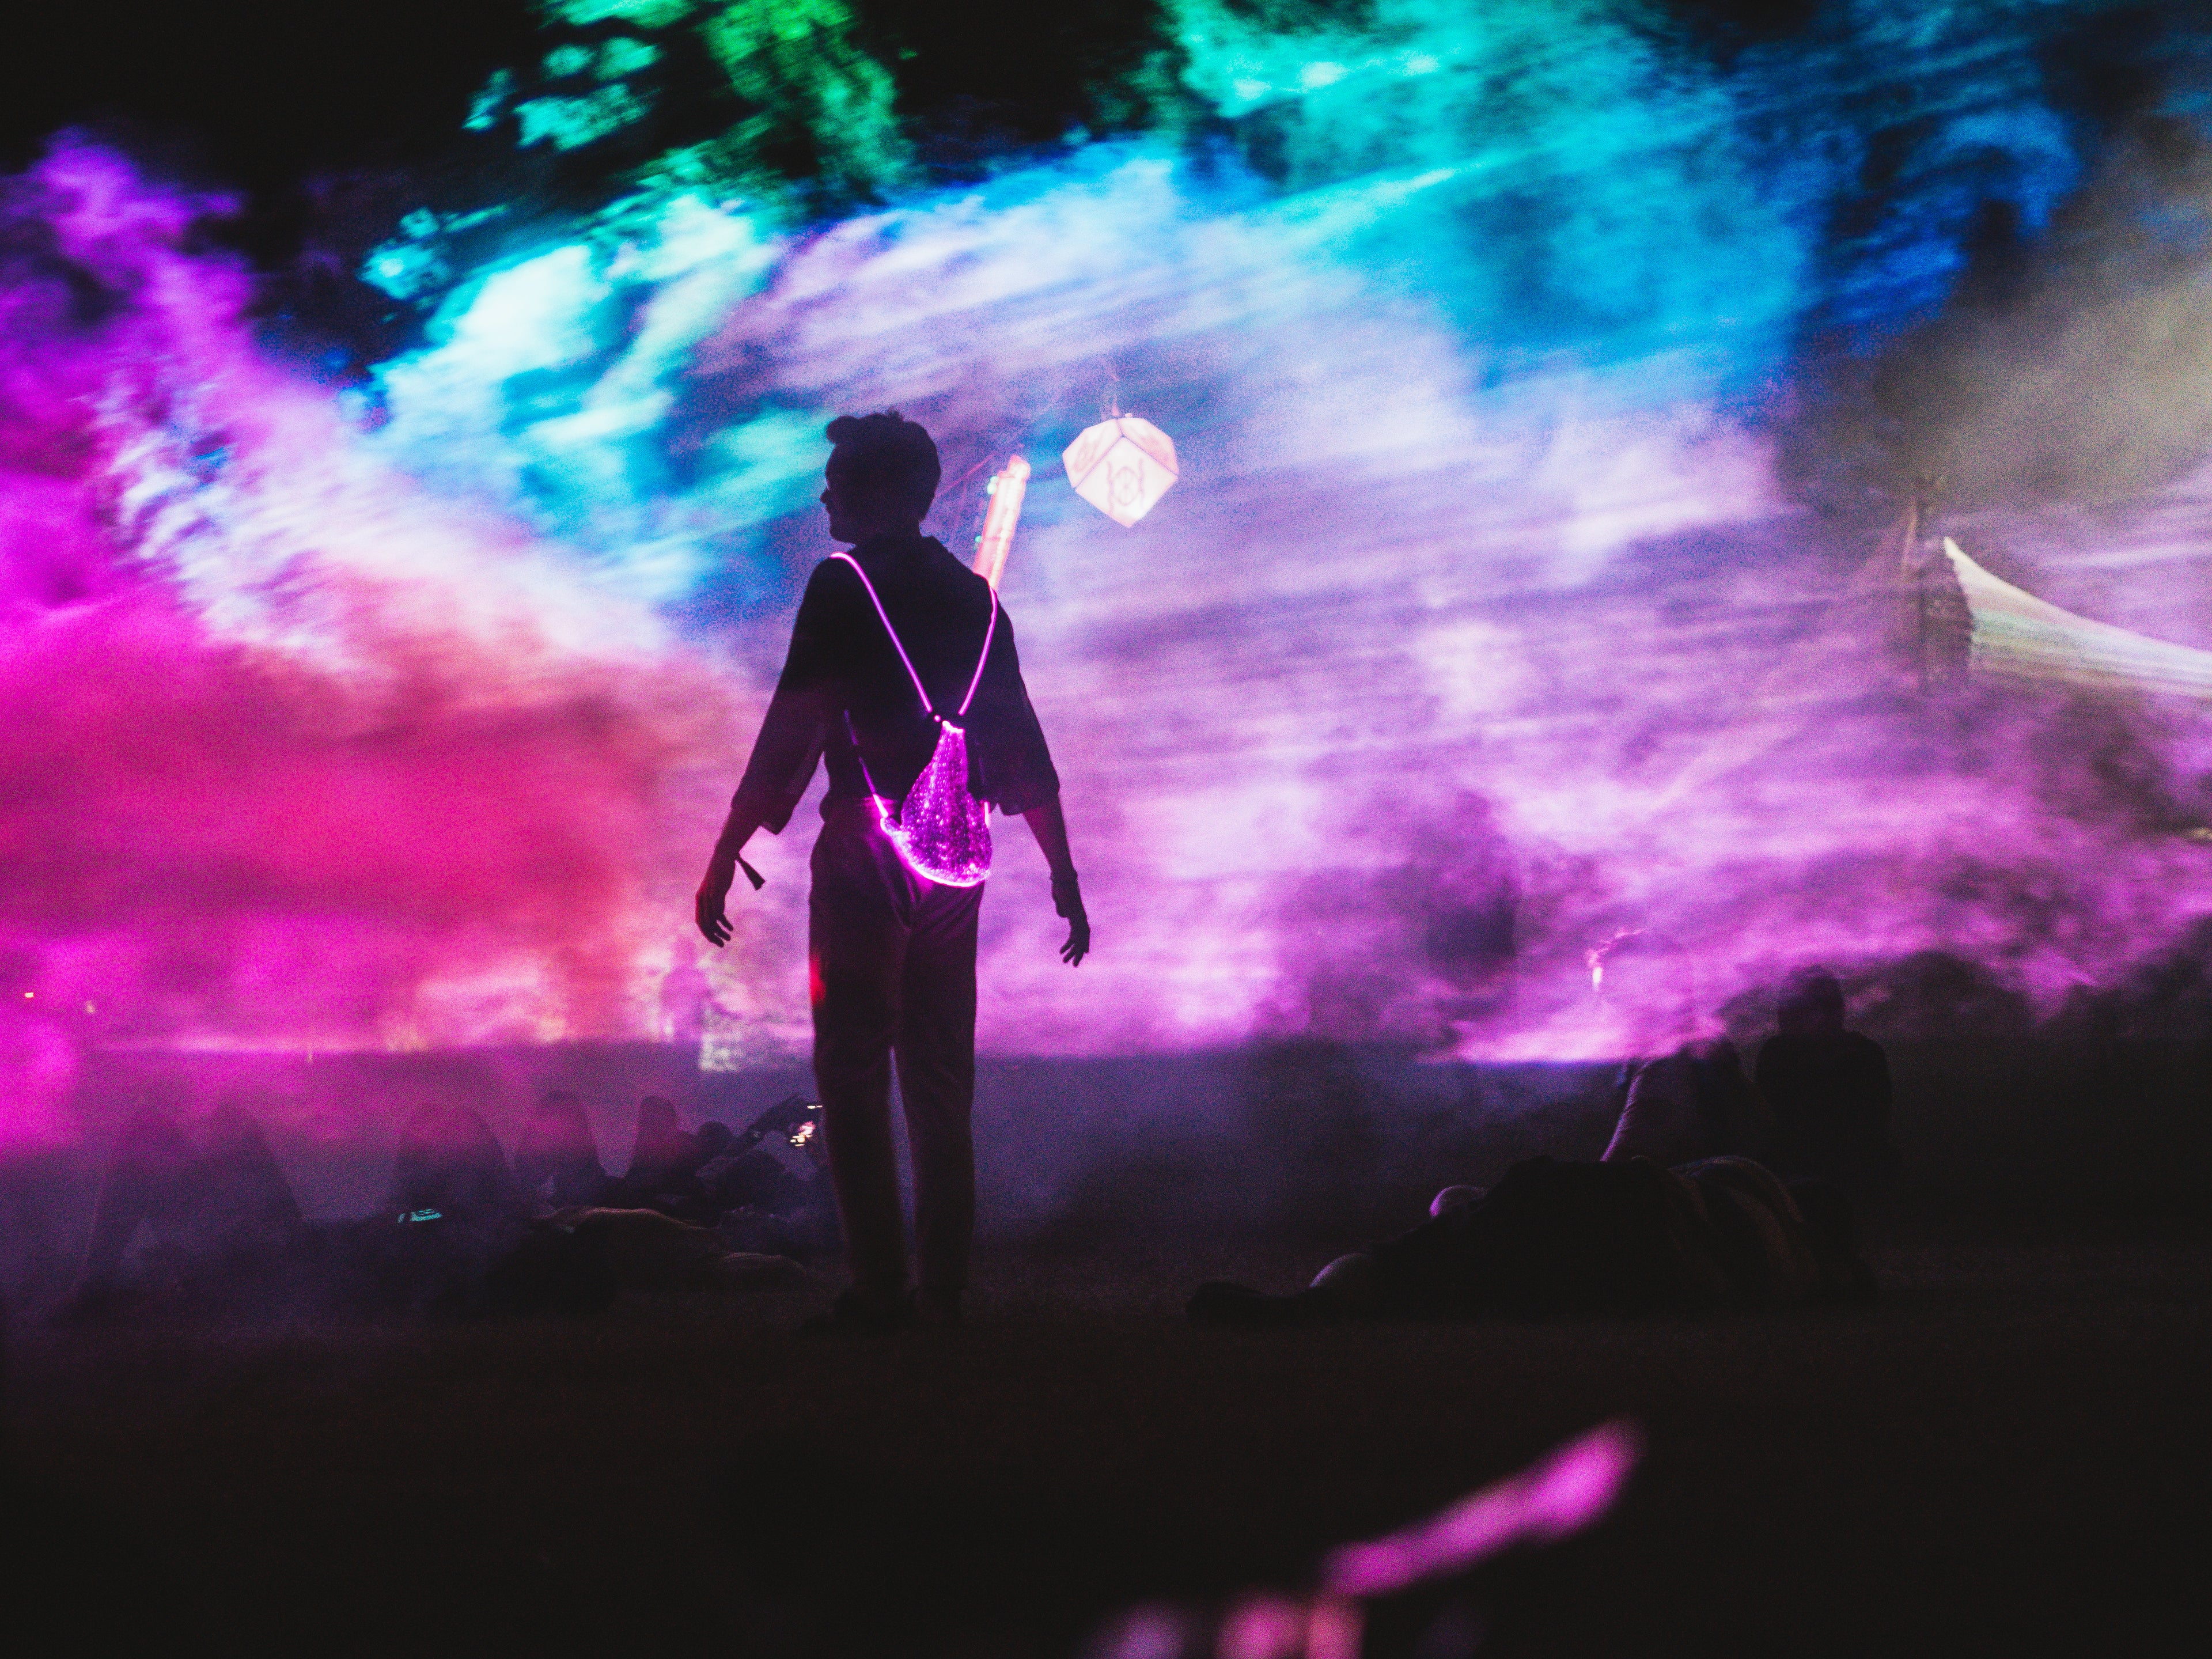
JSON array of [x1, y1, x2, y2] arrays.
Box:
[[697, 412, 1088, 1328], [1756, 968, 1899, 1192]]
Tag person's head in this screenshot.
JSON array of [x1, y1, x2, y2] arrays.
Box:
[[522, 1089, 598, 1164], [397, 1103, 506, 1169], [1777, 968, 1847, 1037], [200, 1099, 271, 1161], [391, 1103, 516, 1219], [117, 1097, 192, 1161], [1429, 1184, 1486, 1219], [821, 410, 940, 542]]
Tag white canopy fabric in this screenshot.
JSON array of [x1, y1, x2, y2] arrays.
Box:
[[1942, 536, 2212, 702]]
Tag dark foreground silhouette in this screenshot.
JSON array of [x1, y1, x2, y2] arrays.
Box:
[[59, 1093, 827, 1323], [9, 1227, 2207, 1658], [1757, 968, 1902, 1194], [1190, 1154, 1870, 1328]]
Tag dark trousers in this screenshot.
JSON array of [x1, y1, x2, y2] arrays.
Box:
[[809, 801, 984, 1300]]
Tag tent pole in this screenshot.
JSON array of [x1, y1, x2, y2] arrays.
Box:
[[1900, 493, 1927, 693]]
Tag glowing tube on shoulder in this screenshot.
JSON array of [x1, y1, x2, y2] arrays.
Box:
[[972, 454, 1029, 589]]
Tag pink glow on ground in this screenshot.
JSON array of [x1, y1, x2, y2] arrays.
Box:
[[1322, 1419, 1642, 1596]]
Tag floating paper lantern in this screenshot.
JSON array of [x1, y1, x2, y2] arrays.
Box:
[[1062, 414, 1179, 527]]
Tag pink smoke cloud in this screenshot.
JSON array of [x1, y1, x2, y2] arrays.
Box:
[[0, 145, 756, 1144]]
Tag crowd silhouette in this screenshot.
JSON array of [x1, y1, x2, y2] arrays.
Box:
[[59, 1088, 835, 1321]]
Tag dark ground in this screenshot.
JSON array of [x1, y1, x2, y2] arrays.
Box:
[[7, 1218, 2211, 1658]]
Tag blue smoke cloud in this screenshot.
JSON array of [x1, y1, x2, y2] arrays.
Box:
[[357, 1, 2200, 620]]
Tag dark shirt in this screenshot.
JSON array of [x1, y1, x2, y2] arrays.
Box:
[[1363, 1154, 1867, 1319], [1754, 1032, 1897, 1185], [1369, 1157, 1687, 1318], [732, 534, 1061, 833]]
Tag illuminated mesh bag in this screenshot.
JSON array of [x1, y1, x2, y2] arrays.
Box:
[[830, 552, 999, 887]]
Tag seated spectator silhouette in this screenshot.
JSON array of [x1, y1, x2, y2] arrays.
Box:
[[626, 1096, 689, 1182], [1190, 1154, 1872, 1328], [471, 1107, 813, 1307], [1589, 932, 1768, 1166], [1186, 942, 1882, 1328], [72, 1099, 305, 1307], [695, 1097, 805, 1208], [1756, 968, 1899, 1191], [700, 1094, 838, 1256], [350, 1103, 535, 1314], [513, 1089, 609, 1211], [387, 1103, 524, 1228], [609, 1095, 713, 1214], [692, 1118, 736, 1166]]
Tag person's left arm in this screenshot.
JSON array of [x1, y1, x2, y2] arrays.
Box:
[[1021, 796, 1090, 965], [969, 609, 1089, 965]]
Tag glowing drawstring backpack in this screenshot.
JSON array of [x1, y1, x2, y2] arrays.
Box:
[[829, 551, 999, 887]]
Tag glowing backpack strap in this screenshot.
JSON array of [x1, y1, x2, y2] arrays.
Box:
[[828, 551, 998, 723]]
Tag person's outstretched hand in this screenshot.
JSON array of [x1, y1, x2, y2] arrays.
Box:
[[1052, 873, 1090, 967]]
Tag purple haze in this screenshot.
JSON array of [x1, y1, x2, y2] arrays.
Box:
[[5, 141, 2212, 1151]]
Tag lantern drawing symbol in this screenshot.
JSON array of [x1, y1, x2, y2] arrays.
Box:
[[1061, 414, 1178, 528]]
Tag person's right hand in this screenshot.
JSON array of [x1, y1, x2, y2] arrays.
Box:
[[1052, 873, 1090, 967]]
